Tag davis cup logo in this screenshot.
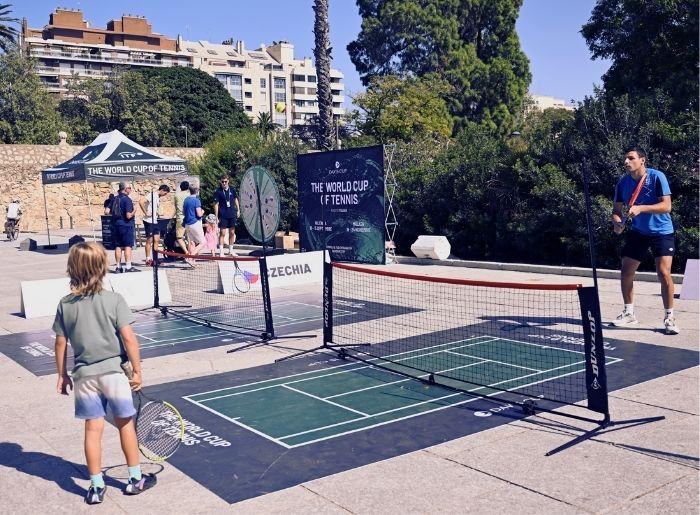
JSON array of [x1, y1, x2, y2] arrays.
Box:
[[335, 161, 340, 168]]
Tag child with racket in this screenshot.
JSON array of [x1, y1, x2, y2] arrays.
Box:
[[610, 146, 678, 335], [54, 242, 157, 504], [203, 213, 219, 257]]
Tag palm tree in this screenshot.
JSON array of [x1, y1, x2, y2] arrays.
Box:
[[0, 4, 19, 53], [255, 111, 276, 140], [313, 0, 335, 150]]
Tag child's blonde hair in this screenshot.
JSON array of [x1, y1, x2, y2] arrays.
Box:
[[67, 242, 108, 296]]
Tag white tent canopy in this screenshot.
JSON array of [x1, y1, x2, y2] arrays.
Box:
[[40, 130, 190, 244], [42, 130, 188, 185]]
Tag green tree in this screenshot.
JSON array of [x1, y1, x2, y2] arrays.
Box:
[[0, 50, 61, 143], [0, 4, 18, 52], [348, 0, 531, 133], [313, 0, 335, 150], [193, 129, 307, 234], [255, 111, 277, 140], [59, 71, 172, 145], [352, 74, 453, 142], [136, 67, 251, 147], [581, 0, 698, 112]]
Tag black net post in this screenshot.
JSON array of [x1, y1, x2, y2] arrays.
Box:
[[323, 259, 333, 345], [153, 249, 160, 308], [581, 159, 600, 292], [578, 286, 610, 418], [259, 257, 275, 339]]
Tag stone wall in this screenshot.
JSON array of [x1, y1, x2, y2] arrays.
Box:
[[0, 141, 204, 232]]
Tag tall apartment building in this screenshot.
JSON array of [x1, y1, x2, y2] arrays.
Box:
[[20, 8, 191, 95], [20, 8, 345, 128], [180, 38, 345, 128]]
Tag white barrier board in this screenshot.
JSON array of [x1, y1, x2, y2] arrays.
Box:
[[21, 271, 171, 318], [21, 277, 71, 319], [680, 259, 699, 300], [108, 270, 171, 308]]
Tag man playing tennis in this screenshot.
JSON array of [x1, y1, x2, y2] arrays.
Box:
[[611, 145, 678, 335]]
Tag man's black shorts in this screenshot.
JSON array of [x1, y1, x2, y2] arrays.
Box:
[[622, 230, 675, 262], [144, 221, 160, 237], [218, 217, 237, 229]]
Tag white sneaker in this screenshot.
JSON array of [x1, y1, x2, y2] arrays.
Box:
[[664, 317, 679, 335], [611, 311, 638, 327]]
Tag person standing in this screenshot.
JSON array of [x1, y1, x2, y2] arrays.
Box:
[[611, 145, 678, 335], [173, 181, 190, 255], [53, 242, 157, 504], [213, 174, 240, 256], [139, 185, 171, 266], [111, 182, 139, 273], [182, 181, 206, 265]]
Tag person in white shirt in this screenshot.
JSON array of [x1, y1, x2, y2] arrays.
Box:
[[6, 199, 21, 220], [139, 185, 170, 266]]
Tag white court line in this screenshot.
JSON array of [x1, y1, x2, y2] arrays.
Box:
[[139, 331, 231, 350], [324, 359, 489, 399], [443, 350, 543, 372], [183, 397, 293, 449], [138, 334, 156, 342], [278, 359, 610, 445], [282, 384, 370, 417], [138, 325, 214, 337], [186, 336, 492, 401]]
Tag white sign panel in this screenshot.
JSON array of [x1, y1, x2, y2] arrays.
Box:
[[265, 251, 323, 288], [680, 259, 699, 300], [217, 251, 323, 293]]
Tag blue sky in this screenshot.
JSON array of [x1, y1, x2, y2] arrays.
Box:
[[17, 0, 610, 105]]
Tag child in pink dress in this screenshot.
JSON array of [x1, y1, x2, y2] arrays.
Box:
[[203, 214, 218, 257]]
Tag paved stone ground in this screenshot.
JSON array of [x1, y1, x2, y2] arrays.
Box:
[[0, 231, 697, 514]]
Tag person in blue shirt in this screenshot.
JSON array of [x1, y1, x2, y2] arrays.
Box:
[[611, 146, 678, 335], [111, 182, 139, 273], [182, 181, 206, 266]]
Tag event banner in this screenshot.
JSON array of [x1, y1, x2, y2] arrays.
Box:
[[297, 146, 385, 264]]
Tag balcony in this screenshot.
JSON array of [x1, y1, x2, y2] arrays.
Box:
[[28, 48, 193, 67]]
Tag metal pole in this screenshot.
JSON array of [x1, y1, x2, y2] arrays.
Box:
[[83, 179, 97, 240], [582, 159, 599, 293], [42, 183, 52, 246]]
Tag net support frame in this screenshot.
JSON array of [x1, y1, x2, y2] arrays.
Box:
[[323, 261, 612, 426]]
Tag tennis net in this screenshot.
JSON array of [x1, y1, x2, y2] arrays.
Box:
[[324, 261, 610, 421], [154, 249, 273, 339]]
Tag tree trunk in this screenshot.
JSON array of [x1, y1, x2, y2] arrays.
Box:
[[313, 0, 335, 151]]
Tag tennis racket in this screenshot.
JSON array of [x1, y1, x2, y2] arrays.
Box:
[[233, 259, 259, 293], [121, 362, 184, 462], [616, 173, 647, 231]]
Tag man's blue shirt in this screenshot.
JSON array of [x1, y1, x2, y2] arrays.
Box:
[[614, 168, 673, 235], [183, 195, 202, 226], [114, 193, 134, 226], [214, 187, 238, 219]]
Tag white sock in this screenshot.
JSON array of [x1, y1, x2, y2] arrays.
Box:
[[665, 309, 673, 318], [624, 304, 634, 314], [229, 245, 235, 255], [126, 261, 132, 269], [219, 245, 225, 256]]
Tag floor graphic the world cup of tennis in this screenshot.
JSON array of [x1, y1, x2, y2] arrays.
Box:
[[0, 295, 419, 376], [142, 328, 698, 504]]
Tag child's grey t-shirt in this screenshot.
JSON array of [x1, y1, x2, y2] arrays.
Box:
[[52, 290, 134, 379]]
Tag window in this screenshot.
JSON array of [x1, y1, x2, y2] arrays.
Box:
[[307, 75, 317, 82], [292, 74, 305, 82], [274, 92, 286, 103], [294, 100, 304, 107], [245, 106, 252, 111], [207, 50, 217, 55], [244, 91, 252, 98], [273, 77, 286, 89], [274, 115, 287, 127], [260, 78, 267, 88], [244, 77, 251, 84], [226, 51, 236, 56], [215, 73, 242, 102], [186, 48, 197, 53]]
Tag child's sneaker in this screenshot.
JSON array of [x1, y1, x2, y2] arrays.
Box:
[[85, 485, 106, 504], [125, 473, 157, 495]]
